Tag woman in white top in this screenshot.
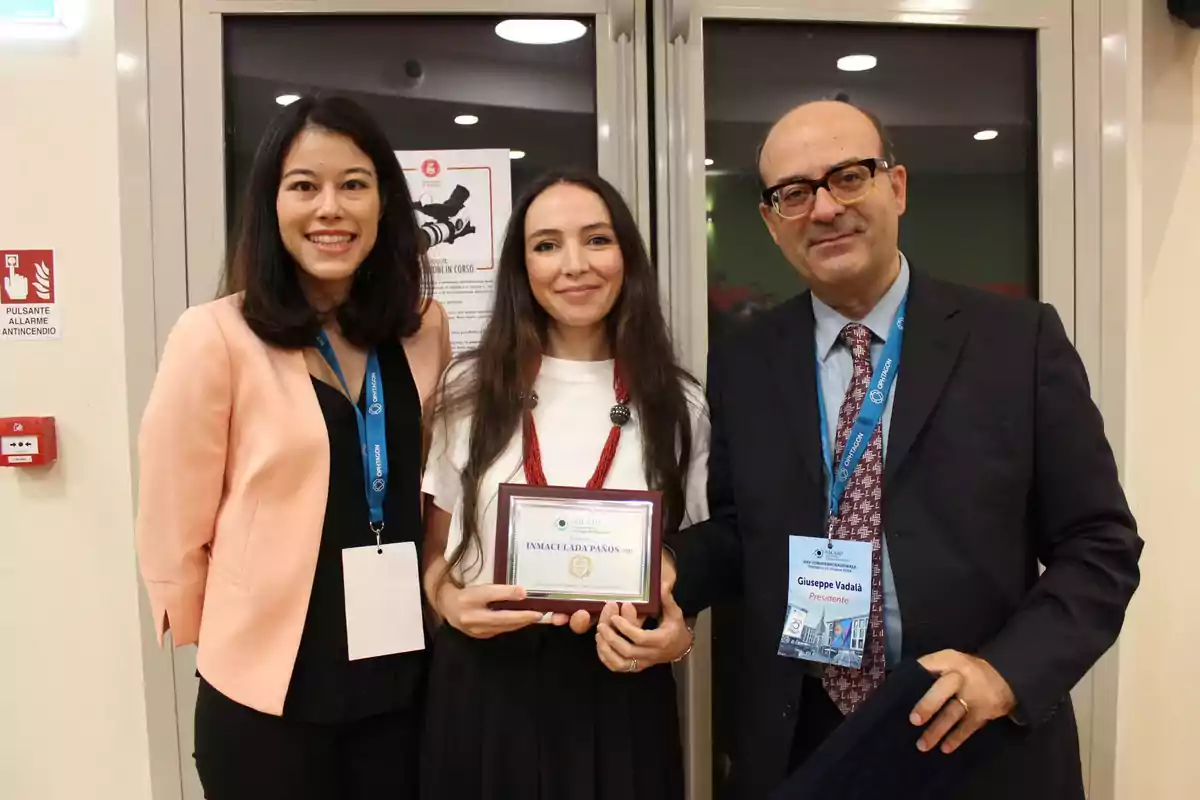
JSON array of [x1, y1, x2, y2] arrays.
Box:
[[420, 171, 710, 800]]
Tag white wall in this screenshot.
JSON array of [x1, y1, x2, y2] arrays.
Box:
[[1114, 3, 1200, 797], [0, 3, 163, 798]]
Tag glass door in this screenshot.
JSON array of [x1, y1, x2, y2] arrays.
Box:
[[651, 1, 1080, 798], [180, 0, 648, 303]]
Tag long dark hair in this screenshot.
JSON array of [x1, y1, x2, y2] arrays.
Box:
[[220, 95, 430, 347], [438, 171, 697, 582]]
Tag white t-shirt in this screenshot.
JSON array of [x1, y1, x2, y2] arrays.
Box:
[[422, 356, 711, 587]]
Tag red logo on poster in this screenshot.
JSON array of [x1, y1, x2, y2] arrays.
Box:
[[421, 159, 441, 178], [1, 250, 55, 305]]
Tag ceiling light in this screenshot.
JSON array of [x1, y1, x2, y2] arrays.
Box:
[[705, 158, 714, 167], [495, 19, 587, 45], [837, 54, 877, 72], [276, 94, 301, 106], [974, 129, 999, 141], [455, 114, 479, 126], [510, 150, 526, 160]]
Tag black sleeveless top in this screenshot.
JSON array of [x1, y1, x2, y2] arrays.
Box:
[[283, 340, 426, 723]]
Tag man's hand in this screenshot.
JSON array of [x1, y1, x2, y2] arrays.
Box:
[[911, 650, 1017, 754], [595, 586, 692, 673], [661, 550, 677, 596], [566, 607, 593, 635]]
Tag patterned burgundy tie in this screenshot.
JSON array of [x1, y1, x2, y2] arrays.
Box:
[[822, 322, 888, 716]]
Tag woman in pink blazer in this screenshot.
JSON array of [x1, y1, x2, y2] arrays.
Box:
[[136, 96, 449, 800]]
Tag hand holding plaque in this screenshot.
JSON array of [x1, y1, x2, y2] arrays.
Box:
[[492, 484, 663, 615], [436, 581, 549, 639], [595, 582, 693, 673]]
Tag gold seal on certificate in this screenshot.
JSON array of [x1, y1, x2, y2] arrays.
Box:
[[492, 484, 663, 615]]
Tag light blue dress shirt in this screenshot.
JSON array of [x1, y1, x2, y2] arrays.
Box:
[[811, 254, 910, 667]]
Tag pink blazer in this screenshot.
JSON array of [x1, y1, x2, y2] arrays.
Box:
[[135, 295, 450, 715]]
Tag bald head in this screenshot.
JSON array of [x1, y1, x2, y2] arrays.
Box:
[[758, 100, 891, 187], [755, 99, 907, 319]]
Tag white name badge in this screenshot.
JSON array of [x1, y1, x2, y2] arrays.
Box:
[[777, 536, 873, 669], [342, 541, 425, 661]]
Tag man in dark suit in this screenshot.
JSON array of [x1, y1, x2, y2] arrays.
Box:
[[664, 100, 1142, 799]]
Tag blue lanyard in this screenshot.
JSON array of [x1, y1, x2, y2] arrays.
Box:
[[315, 334, 389, 547], [815, 296, 907, 523]]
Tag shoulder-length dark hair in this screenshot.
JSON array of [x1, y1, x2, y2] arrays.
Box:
[[220, 95, 430, 348], [439, 170, 698, 582]]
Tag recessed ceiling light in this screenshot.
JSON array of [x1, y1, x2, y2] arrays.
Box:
[[455, 114, 479, 126], [495, 19, 587, 45], [705, 158, 714, 167], [510, 150, 526, 160], [837, 54, 877, 72], [276, 94, 301, 106], [974, 129, 999, 141]]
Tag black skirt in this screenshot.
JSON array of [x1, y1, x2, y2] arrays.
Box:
[[421, 623, 684, 800]]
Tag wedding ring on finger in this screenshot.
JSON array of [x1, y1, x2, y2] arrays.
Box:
[[955, 697, 970, 716], [627, 658, 638, 673]]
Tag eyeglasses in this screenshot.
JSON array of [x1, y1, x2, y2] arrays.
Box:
[[761, 158, 892, 220]]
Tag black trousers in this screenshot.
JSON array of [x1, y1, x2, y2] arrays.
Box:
[[194, 678, 420, 800], [787, 675, 847, 772]]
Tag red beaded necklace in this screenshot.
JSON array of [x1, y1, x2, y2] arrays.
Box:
[[521, 358, 631, 490]]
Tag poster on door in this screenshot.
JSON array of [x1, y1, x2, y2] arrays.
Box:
[[396, 149, 512, 354], [1, 250, 60, 341]]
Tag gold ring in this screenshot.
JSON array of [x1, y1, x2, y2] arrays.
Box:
[[956, 697, 970, 716], [627, 658, 638, 673]]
